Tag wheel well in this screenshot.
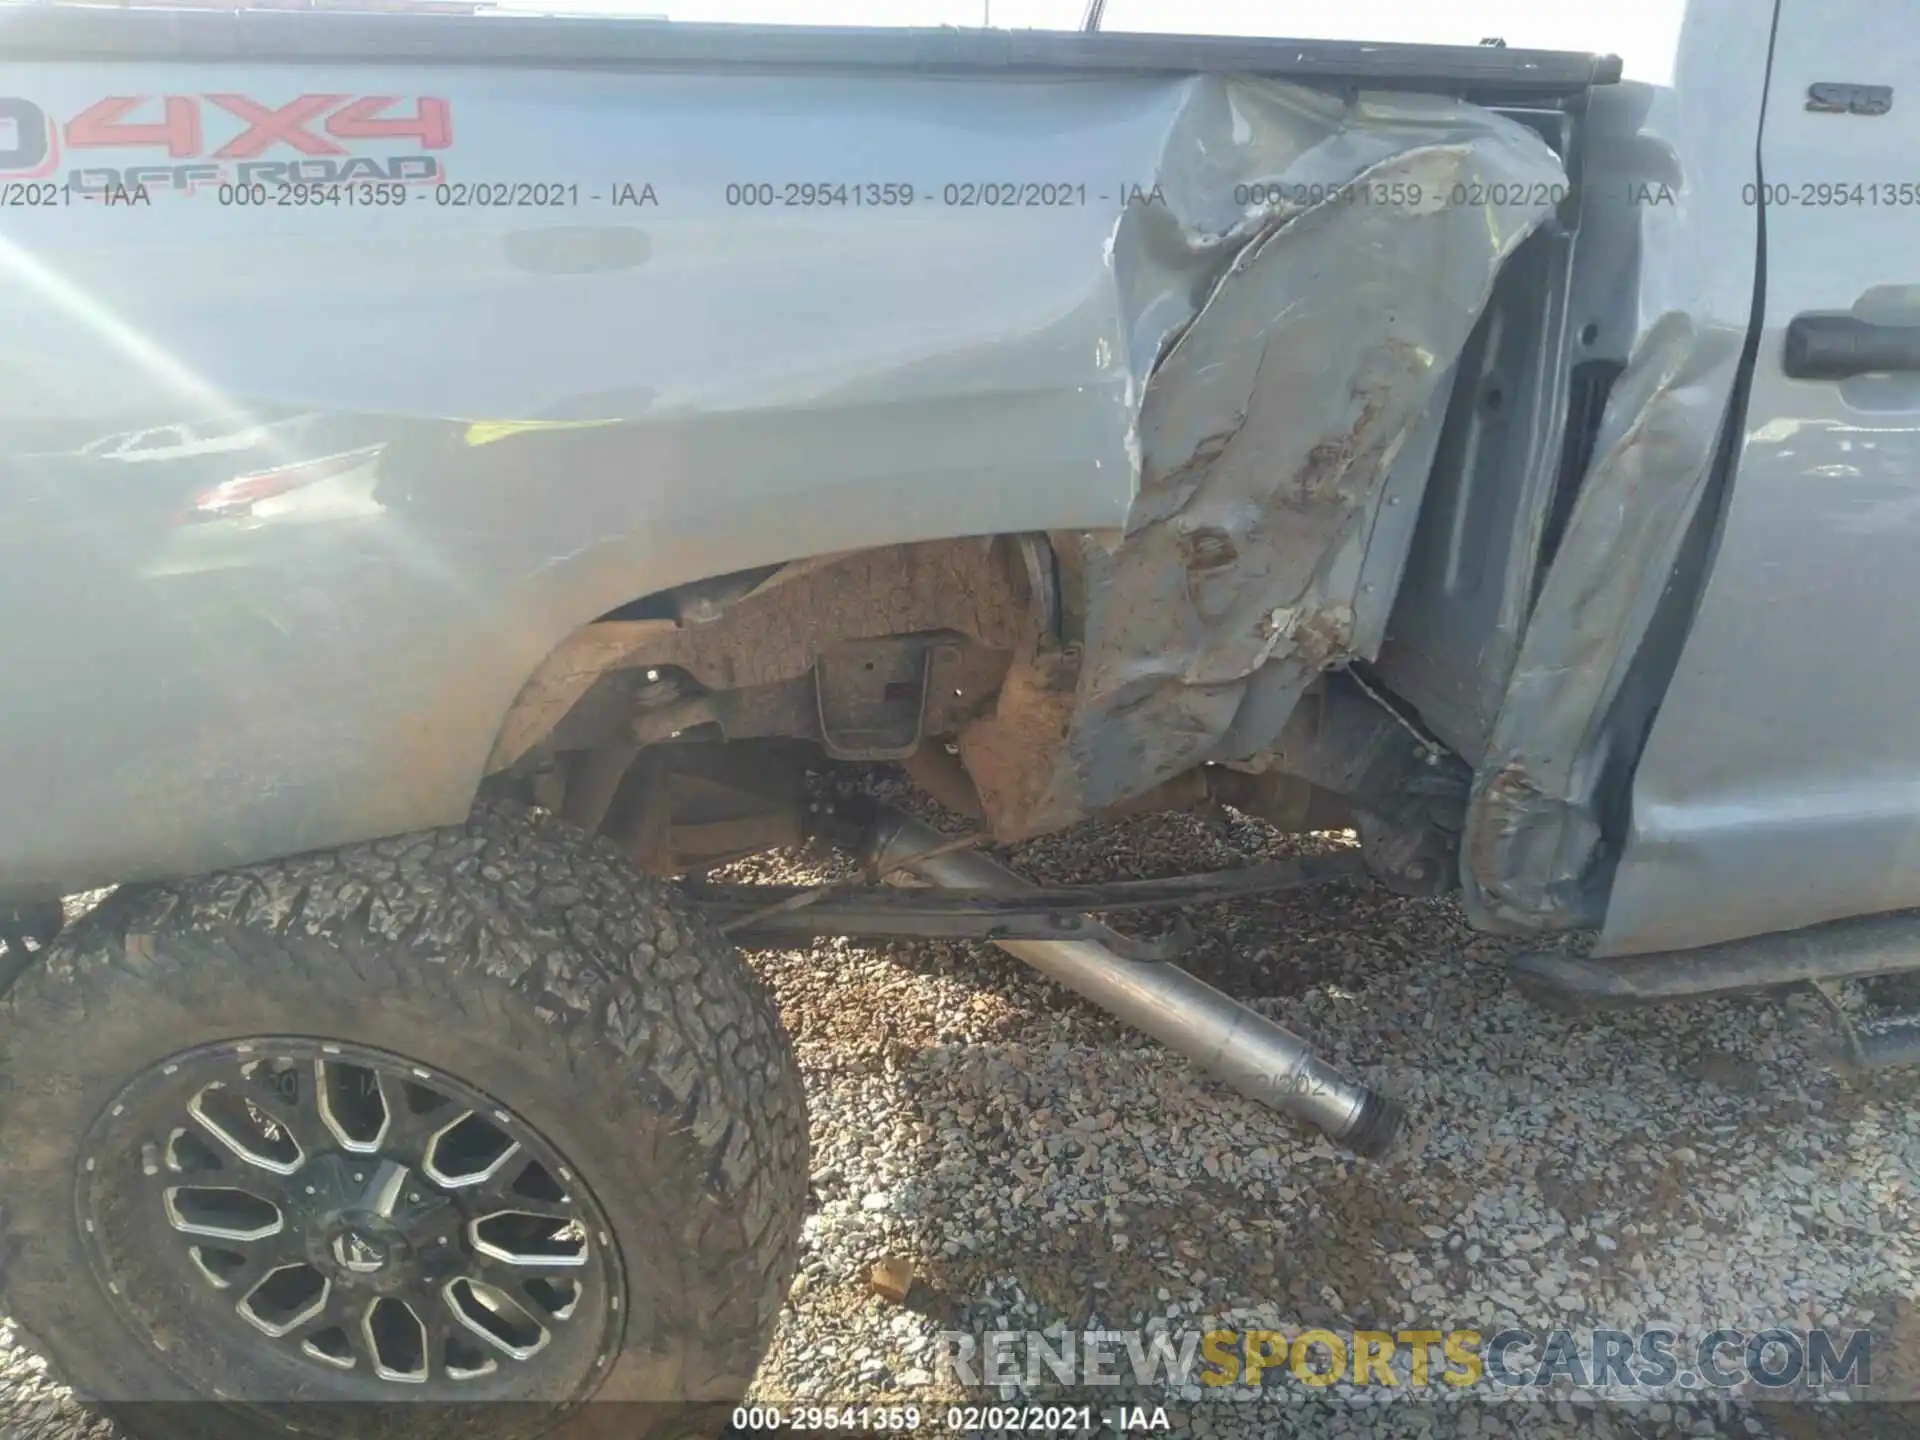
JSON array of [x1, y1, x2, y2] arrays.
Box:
[[481, 535, 1052, 872]]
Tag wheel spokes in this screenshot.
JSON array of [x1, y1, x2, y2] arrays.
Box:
[[469, 1210, 589, 1270], [163, 1185, 283, 1243], [374, 1074, 463, 1157], [421, 1110, 520, 1189], [187, 1081, 304, 1176], [110, 1039, 620, 1394], [291, 1285, 372, 1372], [443, 1277, 550, 1362], [353, 1157, 414, 1218], [472, 1148, 576, 1215], [314, 1059, 391, 1155], [186, 1243, 258, 1292], [240, 1057, 328, 1155], [236, 1266, 330, 1339], [301, 1324, 359, 1371], [163, 1126, 227, 1178], [519, 1275, 582, 1323], [442, 1332, 499, 1380], [362, 1296, 431, 1383]]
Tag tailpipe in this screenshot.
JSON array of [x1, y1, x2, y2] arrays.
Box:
[[865, 808, 1403, 1158]]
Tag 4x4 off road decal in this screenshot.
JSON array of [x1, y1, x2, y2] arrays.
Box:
[[0, 93, 452, 194]]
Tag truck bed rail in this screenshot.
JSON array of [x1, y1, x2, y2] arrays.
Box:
[[0, 7, 1621, 101]]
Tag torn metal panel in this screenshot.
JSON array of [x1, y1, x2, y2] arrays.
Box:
[[1458, 15, 1772, 936], [1371, 219, 1590, 765], [965, 94, 1567, 838], [1463, 313, 1745, 932]]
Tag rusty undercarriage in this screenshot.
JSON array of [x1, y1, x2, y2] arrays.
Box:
[[482, 533, 1467, 899]]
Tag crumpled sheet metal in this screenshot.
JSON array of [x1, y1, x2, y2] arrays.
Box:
[[1464, 312, 1745, 932], [961, 81, 1566, 837]]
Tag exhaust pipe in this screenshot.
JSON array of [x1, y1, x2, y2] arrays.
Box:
[[865, 808, 1404, 1158]]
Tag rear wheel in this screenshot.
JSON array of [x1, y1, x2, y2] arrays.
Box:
[[0, 803, 807, 1440]]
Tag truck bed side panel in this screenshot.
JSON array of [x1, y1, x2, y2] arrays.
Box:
[[0, 47, 1575, 896]]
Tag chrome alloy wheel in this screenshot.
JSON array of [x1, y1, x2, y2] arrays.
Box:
[[76, 1038, 625, 1400]]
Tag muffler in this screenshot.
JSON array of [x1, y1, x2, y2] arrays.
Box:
[[865, 808, 1404, 1158]]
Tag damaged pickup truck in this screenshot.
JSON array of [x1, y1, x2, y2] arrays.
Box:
[[2, 0, 1917, 1430]]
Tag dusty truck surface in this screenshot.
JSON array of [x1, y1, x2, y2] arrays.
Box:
[[2, 0, 1918, 1430]]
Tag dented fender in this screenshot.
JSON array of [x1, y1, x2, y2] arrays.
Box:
[[963, 92, 1567, 837]]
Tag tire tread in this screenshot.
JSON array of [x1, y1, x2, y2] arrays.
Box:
[[0, 802, 806, 1434]]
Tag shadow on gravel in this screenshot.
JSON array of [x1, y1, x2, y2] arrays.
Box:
[[738, 772, 1918, 1440], [8, 786, 1915, 1440]]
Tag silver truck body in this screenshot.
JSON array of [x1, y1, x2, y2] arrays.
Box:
[[2, 0, 1917, 965]]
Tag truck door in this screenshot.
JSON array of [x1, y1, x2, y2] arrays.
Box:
[[1600, 0, 1920, 954]]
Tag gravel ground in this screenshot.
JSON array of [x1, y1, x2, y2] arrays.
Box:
[[4, 794, 1918, 1439], [733, 785, 1920, 1438]]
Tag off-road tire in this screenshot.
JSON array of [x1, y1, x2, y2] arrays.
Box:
[[0, 802, 808, 1440]]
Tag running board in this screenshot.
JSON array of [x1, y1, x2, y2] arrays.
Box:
[[1845, 1012, 1920, 1069], [1511, 907, 1920, 1006]]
